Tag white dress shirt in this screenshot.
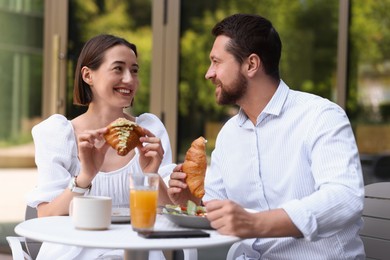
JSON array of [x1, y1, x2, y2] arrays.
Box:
[[204, 80, 365, 259]]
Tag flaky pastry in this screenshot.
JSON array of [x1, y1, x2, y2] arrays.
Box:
[[103, 118, 145, 156], [182, 136, 207, 198]]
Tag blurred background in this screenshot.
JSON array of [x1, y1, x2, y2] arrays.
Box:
[[1, 0, 390, 257]]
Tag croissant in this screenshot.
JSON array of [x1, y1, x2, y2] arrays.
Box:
[[182, 136, 207, 198], [103, 118, 145, 156]]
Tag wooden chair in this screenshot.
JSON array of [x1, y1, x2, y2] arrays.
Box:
[[360, 182, 390, 260]]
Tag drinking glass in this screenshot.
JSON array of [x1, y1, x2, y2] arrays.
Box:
[[129, 173, 159, 231]]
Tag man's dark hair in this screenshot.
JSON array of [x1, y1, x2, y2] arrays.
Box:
[[212, 14, 282, 80]]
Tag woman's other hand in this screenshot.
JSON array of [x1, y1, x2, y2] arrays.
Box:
[[138, 128, 164, 173]]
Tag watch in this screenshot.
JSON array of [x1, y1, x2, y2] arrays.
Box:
[[68, 176, 92, 194]]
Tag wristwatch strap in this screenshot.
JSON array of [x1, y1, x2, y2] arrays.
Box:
[[68, 176, 91, 194]]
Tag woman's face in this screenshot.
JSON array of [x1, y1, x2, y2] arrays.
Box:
[[85, 44, 139, 108]]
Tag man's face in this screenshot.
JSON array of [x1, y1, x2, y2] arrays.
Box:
[[205, 35, 247, 105]]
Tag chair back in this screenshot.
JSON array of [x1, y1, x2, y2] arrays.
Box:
[[24, 206, 41, 259], [373, 155, 390, 177], [226, 242, 245, 260], [360, 182, 390, 259]]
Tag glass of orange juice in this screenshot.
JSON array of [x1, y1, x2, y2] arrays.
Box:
[[129, 173, 159, 232]]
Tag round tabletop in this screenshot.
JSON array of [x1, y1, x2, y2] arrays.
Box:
[[15, 215, 240, 251]]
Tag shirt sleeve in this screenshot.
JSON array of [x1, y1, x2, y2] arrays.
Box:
[[137, 113, 175, 179], [26, 114, 79, 208], [280, 103, 364, 241]]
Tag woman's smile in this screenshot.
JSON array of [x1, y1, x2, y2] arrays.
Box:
[[114, 87, 132, 96]]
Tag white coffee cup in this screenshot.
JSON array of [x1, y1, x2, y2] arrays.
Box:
[[69, 196, 112, 230]]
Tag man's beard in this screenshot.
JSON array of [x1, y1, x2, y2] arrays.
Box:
[[217, 72, 247, 105]]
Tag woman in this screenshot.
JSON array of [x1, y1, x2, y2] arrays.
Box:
[[27, 34, 174, 259]]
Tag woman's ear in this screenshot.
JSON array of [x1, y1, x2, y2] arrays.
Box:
[[81, 66, 93, 85], [246, 54, 261, 77]]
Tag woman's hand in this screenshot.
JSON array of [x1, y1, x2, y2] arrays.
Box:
[[138, 128, 164, 173], [77, 127, 110, 184]]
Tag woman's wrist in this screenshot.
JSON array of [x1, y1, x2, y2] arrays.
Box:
[[75, 173, 93, 188]]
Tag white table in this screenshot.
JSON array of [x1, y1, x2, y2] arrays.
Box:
[[15, 214, 240, 260]]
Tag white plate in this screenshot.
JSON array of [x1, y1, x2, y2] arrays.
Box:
[[162, 208, 256, 229], [111, 208, 130, 223], [162, 213, 212, 229]]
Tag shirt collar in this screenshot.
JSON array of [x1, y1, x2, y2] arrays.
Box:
[[236, 80, 289, 126]]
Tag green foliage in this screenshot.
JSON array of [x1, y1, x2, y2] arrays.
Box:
[[348, 0, 390, 123], [350, 0, 390, 63]]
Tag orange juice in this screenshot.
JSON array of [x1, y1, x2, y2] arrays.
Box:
[[130, 189, 158, 230]]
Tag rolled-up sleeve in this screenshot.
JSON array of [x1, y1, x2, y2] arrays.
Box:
[[281, 105, 364, 241]]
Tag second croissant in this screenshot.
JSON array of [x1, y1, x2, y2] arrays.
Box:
[[182, 136, 207, 198]]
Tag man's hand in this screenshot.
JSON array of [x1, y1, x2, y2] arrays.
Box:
[[205, 199, 258, 238], [205, 199, 303, 238], [167, 164, 200, 206]]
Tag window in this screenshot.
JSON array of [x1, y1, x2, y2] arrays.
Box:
[[0, 0, 44, 149]]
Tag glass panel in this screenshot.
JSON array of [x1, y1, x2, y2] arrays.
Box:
[[0, 0, 44, 247], [348, 0, 390, 184], [178, 0, 339, 160], [66, 0, 152, 119], [0, 0, 43, 147]]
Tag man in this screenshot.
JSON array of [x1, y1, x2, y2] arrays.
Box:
[[168, 14, 365, 259]]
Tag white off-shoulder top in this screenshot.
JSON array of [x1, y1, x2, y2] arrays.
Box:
[[27, 113, 174, 260]]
